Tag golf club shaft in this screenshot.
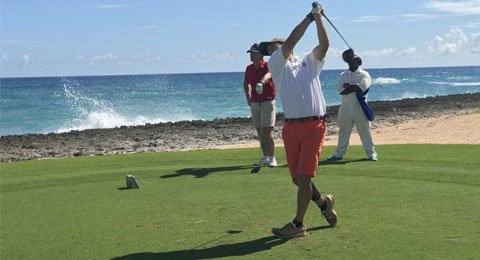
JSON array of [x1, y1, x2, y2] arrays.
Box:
[[258, 95, 262, 162], [322, 13, 352, 49]]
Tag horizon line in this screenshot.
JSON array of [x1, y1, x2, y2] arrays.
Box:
[[1, 65, 479, 80]]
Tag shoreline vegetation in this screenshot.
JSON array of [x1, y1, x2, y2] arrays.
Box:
[[1, 93, 479, 163]]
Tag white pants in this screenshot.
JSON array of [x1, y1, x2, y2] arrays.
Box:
[[334, 101, 377, 158]]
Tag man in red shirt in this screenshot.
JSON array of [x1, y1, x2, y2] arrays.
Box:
[[244, 43, 277, 167]]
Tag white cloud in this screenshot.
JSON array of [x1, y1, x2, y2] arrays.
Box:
[[97, 5, 124, 8], [214, 53, 235, 62], [352, 15, 389, 23], [76, 53, 163, 67], [353, 29, 478, 59], [399, 47, 418, 56], [399, 13, 436, 21], [326, 47, 344, 57], [97, 4, 148, 9], [424, 0, 480, 15], [362, 48, 397, 57], [353, 1, 480, 23], [128, 54, 162, 62], [428, 28, 469, 54], [471, 33, 480, 53], [143, 55, 162, 62], [189, 52, 235, 63], [90, 53, 118, 61], [140, 25, 156, 30], [457, 20, 480, 28], [352, 13, 437, 23], [2, 40, 30, 44], [115, 61, 131, 66], [14, 54, 30, 69]]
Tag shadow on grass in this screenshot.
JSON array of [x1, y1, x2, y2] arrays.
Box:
[[306, 225, 334, 232], [111, 235, 290, 260], [161, 165, 257, 179], [160, 162, 289, 179], [318, 158, 370, 166], [111, 226, 331, 260]]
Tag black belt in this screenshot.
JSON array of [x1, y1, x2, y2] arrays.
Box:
[[285, 115, 325, 123]]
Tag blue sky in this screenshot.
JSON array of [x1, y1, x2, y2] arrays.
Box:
[[1, 0, 479, 77]]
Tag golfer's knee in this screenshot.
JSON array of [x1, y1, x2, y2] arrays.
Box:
[[296, 174, 312, 188], [261, 127, 273, 136]]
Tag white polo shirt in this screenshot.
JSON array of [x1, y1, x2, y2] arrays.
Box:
[[268, 46, 326, 119], [337, 68, 372, 103]]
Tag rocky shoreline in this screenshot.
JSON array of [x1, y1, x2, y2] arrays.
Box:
[[1, 93, 479, 163]]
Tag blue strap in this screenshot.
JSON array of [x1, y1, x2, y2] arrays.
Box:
[[356, 88, 374, 121]]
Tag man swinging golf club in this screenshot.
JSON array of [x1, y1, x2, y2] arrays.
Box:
[[259, 2, 337, 238]]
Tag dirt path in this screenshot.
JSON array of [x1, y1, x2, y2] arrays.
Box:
[[216, 112, 480, 150]]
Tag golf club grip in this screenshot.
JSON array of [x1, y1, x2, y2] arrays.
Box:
[[322, 13, 352, 49]]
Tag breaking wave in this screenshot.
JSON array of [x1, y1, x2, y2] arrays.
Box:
[[373, 77, 401, 85], [429, 81, 480, 87], [57, 82, 167, 133]]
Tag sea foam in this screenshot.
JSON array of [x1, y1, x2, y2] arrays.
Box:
[[57, 111, 166, 133], [373, 77, 401, 85], [57, 82, 166, 133], [430, 82, 480, 87]]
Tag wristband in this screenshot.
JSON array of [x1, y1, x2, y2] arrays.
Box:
[[307, 13, 315, 22]]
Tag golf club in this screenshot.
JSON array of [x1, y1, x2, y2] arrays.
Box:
[[312, 2, 352, 49], [251, 93, 262, 173], [322, 13, 352, 49]]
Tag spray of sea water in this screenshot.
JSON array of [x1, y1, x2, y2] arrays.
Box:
[[57, 79, 181, 133]]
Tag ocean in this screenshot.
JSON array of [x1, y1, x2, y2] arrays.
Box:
[[1, 66, 479, 136]]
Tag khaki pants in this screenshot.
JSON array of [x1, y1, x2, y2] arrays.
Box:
[[251, 99, 276, 128]]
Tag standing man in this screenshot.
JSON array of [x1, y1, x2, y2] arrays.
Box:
[[259, 3, 337, 238], [327, 49, 378, 161], [244, 43, 277, 167]]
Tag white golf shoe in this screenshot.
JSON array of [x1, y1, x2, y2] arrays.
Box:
[[254, 157, 277, 167], [269, 157, 277, 167], [254, 157, 270, 166]]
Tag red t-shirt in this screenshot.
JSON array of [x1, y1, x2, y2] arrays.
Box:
[[244, 60, 275, 102]]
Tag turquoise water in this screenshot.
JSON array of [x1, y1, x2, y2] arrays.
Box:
[[1, 66, 479, 136]]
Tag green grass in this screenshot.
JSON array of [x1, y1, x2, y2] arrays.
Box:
[[1, 144, 479, 260]]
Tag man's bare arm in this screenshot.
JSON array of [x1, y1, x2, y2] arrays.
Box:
[[258, 72, 272, 85], [243, 80, 252, 105], [282, 17, 312, 59], [313, 12, 329, 61]]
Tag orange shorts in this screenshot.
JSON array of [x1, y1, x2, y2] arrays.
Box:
[[282, 119, 326, 179]]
